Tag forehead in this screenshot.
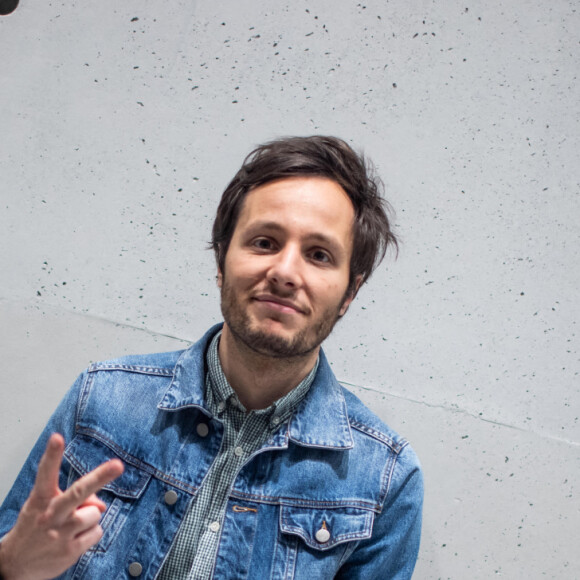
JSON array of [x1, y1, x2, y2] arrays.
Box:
[[234, 176, 356, 244]]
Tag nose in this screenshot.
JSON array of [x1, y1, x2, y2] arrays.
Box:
[[267, 244, 303, 289]]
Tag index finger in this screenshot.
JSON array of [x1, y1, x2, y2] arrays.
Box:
[[32, 433, 67, 504], [53, 458, 124, 520]]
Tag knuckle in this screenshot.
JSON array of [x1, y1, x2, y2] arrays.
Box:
[[89, 505, 103, 524], [69, 510, 83, 527], [37, 509, 54, 526], [80, 505, 100, 523], [47, 528, 61, 544], [68, 481, 86, 503], [75, 525, 103, 552]]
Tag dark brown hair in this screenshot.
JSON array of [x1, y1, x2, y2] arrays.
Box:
[[211, 135, 398, 296]]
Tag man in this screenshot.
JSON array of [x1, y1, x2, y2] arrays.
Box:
[[0, 136, 423, 579]]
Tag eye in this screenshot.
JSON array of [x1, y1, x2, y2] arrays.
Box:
[[310, 249, 331, 264], [252, 237, 275, 251]]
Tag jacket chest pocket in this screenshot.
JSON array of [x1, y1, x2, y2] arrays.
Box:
[[275, 504, 375, 579], [64, 434, 152, 553]]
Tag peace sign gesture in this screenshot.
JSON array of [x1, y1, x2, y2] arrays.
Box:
[[0, 433, 124, 580]]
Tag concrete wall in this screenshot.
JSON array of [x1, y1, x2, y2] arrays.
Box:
[[1, 1, 578, 577]]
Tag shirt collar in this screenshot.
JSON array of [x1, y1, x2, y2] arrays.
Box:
[[205, 329, 318, 428]]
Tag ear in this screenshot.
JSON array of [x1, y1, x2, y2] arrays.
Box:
[[338, 275, 363, 317], [217, 268, 223, 288]]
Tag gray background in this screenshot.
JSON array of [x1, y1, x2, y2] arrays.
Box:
[[1, 1, 578, 578]]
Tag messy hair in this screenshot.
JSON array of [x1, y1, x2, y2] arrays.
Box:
[[211, 135, 398, 295]]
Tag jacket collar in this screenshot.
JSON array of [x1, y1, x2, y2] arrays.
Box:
[[158, 323, 354, 450], [157, 324, 218, 413]]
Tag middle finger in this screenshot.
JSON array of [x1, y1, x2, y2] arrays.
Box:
[[52, 459, 124, 522]]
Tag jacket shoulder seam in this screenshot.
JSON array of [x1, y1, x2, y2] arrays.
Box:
[[349, 420, 408, 454]]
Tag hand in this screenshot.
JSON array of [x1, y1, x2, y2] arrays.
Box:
[[0, 433, 124, 580]]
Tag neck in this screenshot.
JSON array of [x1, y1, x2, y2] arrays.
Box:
[[218, 324, 319, 410]]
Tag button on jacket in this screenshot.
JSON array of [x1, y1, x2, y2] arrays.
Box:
[[0, 325, 423, 579]]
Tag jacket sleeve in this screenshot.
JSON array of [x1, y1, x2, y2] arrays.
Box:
[[0, 371, 87, 539], [336, 444, 424, 580]]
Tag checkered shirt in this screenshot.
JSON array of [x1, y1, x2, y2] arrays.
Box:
[[158, 330, 318, 580]]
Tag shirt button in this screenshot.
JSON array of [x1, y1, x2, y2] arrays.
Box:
[[272, 416, 280, 426], [234, 446, 244, 457], [128, 561, 143, 576], [196, 423, 209, 437], [209, 521, 220, 532], [217, 401, 226, 412], [315, 526, 331, 544], [164, 490, 178, 505]]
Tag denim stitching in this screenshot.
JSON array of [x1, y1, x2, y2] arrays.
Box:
[[349, 420, 408, 453], [279, 508, 373, 549], [229, 491, 380, 512], [73, 427, 200, 495], [379, 449, 399, 507], [88, 362, 175, 377], [283, 535, 298, 580], [76, 371, 94, 427]]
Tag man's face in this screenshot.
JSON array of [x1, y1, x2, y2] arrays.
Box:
[[218, 176, 359, 359]]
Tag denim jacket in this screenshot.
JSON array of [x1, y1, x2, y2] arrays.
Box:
[[0, 325, 423, 579]]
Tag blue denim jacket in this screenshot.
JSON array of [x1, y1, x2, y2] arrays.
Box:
[[0, 325, 423, 579]]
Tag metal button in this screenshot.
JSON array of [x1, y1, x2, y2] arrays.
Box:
[[209, 520, 220, 532], [128, 561, 143, 576], [196, 423, 209, 437], [234, 446, 244, 457], [315, 526, 331, 544], [164, 490, 178, 505]]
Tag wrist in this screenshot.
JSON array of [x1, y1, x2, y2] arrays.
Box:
[[0, 539, 17, 580], [0, 542, 7, 580], [0, 542, 6, 580]]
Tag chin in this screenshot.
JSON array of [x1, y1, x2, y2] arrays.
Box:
[[236, 324, 316, 359]]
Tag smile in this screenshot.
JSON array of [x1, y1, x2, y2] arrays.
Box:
[[253, 294, 304, 315]]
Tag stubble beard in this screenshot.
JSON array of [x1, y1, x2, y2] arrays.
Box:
[[220, 278, 347, 359]]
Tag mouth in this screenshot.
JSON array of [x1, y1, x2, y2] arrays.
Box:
[[253, 294, 305, 315]]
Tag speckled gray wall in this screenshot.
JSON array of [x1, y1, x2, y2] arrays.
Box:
[[1, 1, 578, 577]]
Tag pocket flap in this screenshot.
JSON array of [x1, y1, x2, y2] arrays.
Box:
[[279, 505, 374, 550], [64, 434, 151, 499]]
